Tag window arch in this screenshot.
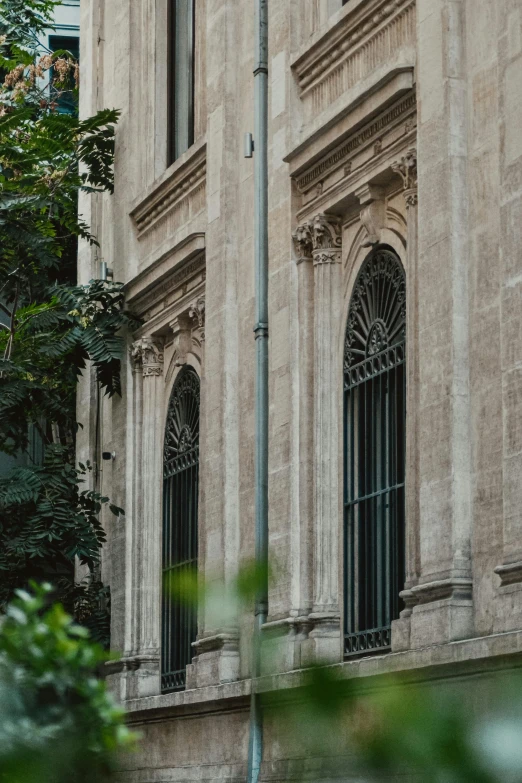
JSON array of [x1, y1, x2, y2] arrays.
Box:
[[161, 366, 200, 692], [343, 246, 406, 658]]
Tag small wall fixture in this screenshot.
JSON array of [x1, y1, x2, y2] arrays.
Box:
[[244, 132, 254, 158]]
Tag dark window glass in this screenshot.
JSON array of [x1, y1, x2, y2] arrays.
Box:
[[161, 366, 200, 693], [343, 247, 406, 659], [168, 0, 195, 165], [49, 35, 79, 115]]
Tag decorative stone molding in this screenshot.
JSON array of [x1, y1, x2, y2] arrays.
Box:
[[261, 616, 313, 673], [170, 314, 193, 367], [495, 562, 522, 588], [310, 213, 342, 265], [189, 296, 206, 342], [192, 630, 239, 657], [392, 147, 418, 207], [126, 243, 206, 324], [410, 578, 473, 606], [131, 143, 206, 239], [356, 183, 385, 245], [292, 91, 417, 197], [131, 337, 164, 376], [292, 222, 313, 264], [188, 631, 240, 688], [292, 0, 415, 112]]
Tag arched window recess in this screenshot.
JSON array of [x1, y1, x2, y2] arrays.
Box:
[[161, 365, 200, 693], [343, 245, 406, 658]]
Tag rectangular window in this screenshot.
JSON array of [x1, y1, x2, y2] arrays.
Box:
[[49, 35, 79, 115], [168, 0, 195, 165]]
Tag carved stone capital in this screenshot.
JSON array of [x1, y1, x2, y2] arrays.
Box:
[[356, 184, 386, 245], [292, 222, 313, 264], [130, 337, 164, 377], [392, 147, 418, 208], [189, 296, 206, 342], [310, 213, 342, 265]]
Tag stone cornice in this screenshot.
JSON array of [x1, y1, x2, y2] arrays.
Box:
[[131, 140, 206, 237], [292, 0, 415, 103], [126, 234, 205, 313], [293, 91, 416, 195]]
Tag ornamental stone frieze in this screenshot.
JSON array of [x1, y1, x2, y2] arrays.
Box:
[[131, 337, 164, 376]]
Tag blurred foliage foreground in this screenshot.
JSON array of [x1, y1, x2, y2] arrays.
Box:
[[0, 584, 134, 783], [171, 566, 522, 783], [2, 577, 522, 782]]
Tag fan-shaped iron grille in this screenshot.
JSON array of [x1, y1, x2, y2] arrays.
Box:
[[343, 247, 406, 659], [161, 366, 200, 693]]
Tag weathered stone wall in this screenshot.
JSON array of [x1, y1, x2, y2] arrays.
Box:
[[76, 0, 522, 778]]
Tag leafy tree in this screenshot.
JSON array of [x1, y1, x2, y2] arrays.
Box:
[[0, 0, 137, 640], [0, 583, 135, 782]]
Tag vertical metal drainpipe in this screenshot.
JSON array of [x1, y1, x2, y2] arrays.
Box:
[[247, 1, 268, 782]]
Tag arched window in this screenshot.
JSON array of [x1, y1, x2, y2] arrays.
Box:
[[343, 247, 406, 658], [162, 366, 200, 692]]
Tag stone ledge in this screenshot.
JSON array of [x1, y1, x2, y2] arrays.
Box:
[[130, 138, 206, 238], [125, 234, 205, 313], [123, 629, 522, 721], [495, 561, 522, 587]]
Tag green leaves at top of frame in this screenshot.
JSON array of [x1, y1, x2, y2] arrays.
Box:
[[0, 0, 60, 64]]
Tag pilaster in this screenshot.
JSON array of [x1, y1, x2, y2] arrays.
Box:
[[181, 296, 240, 689], [410, 0, 473, 647], [123, 337, 164, 697], [263, 226, 316, 674], [308, 213, 343, 663], [391, 149, 420, 652]]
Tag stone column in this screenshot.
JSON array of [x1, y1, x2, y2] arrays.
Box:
[[391, 149, 421, 652], [308, 213, 343, 663], [125, 337, 164, 697], [409, 0, 473, 646]]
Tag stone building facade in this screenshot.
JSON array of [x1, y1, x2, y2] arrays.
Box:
[[78, 0, 522, 779]]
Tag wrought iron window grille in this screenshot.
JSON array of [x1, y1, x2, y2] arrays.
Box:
[[161, 366, 200, 693], [343, 246, 406, 659]]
